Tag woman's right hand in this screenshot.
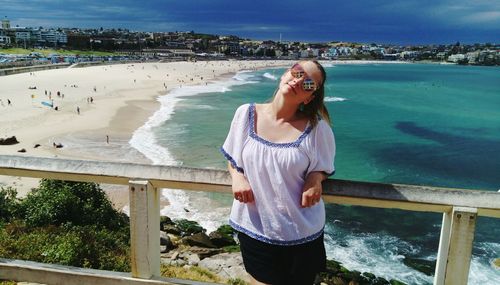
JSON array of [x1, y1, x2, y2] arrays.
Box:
[[231, 173, 254, 203]]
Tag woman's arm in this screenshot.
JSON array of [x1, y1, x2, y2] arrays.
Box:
[[228, 162, 254, 203], [301, 171, 327, 208]]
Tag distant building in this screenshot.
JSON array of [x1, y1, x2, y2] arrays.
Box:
[[322, 48, 338, 59], [1, 17, 10, 29], [15, 29, 32, 44], [466, 51, 479, 64], [447, 54, 466, 63], [37, 30, 67, 45], [436, 52, 447, 60], [400, 51, 419, 60], [0, 35, 11, 46], [300, 48, 319, 58], [6, 26, 32, 47]]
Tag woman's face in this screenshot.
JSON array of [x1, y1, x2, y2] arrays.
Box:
[[279, 61, 323, 105]]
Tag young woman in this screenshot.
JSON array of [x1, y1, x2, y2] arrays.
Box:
[[221, 60, 336, 285]]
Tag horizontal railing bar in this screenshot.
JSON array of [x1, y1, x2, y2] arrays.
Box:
[[0, 155, 499, 217], [322, 179, 500, 217], [0, 155, 232, 186], [0, 258, 221, 285]]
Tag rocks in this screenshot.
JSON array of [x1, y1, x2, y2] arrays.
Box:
[[160, 216, 175, 227], [182, 232, 217, 248], [161, 251, 187, 267], [198, 252, 248, 281], [402, 257, 436, 276], [160, 247, 223, 267], [17, 148, 26, 153], [0, 136, 19, 145], [160, 231, 174, 249], [159, 217, 243, 281], [209, 231, 237, 247], [209, 224, 237, 247], [318, 260, 408, 285], [162, 224, 182, 236], [188, 246, 223, 259], [390, 280, 407, 285], [186, 253, 201, 265]]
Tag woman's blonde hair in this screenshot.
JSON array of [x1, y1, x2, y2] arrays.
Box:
[[299, 60, 331, 127]]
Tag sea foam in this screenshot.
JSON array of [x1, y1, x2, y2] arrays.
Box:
[[263, 72, 278, 80], [324, 96, 347, 102]]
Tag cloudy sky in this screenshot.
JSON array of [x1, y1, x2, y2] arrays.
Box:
[[1, 0, 499, 44]]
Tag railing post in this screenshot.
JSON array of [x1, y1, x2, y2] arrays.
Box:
[[434, 207, 477, 285], [434, 210, 452, 285], [129, 180, 160, 279]]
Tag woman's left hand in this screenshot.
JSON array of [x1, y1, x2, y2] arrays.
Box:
[[301, 172, 325, 208]]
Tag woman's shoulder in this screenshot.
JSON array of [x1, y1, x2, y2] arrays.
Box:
[[317, 118, 332, 128], [235, 103, 252, 114], [230, 103, 253, 125], [311, 118, 334, 137]]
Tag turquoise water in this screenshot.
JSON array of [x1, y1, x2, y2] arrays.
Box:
[[144, 63, 500, 284]]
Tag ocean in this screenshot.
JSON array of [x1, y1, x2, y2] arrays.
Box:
[[130, 62, 500, 284]]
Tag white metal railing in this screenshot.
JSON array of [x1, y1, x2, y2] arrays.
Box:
[[0, 155, 499, 285]]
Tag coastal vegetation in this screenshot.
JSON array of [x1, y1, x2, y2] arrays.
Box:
[[0, 180, 409, 284], [0, 180, 130, 271]]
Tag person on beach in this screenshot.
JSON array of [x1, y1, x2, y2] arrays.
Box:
[[221, 60, 335, 285]]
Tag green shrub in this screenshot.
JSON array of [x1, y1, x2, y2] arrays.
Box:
[[0, 180, 131, 272], [0, 187, 19, 222], [0, 222, 130, 271], [174, 219, 205, 236], [20, 179, 128, 229], [216, 224, 235, 236]]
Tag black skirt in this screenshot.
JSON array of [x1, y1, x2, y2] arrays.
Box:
[[238, 231, 326, 285]]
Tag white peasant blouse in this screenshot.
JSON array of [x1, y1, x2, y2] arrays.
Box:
[[221, 103, 336, 245]]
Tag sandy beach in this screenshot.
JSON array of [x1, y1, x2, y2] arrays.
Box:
[[0, 60, 294, 207]]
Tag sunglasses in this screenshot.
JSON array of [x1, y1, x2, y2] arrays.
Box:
[[290, 63, 318, 92]]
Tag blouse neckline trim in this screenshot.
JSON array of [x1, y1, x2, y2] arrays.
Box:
[[248, 103, 313, 148]]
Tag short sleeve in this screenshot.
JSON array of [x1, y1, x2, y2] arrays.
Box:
[[220, 104, 250, 173], [306, 120, 336, 176]]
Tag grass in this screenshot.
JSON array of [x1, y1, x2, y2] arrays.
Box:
[[0, 47, 117, 56], [161, 264, 223, 283]]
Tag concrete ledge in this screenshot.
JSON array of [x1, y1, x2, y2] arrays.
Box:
[[0, 63, 70, 76]]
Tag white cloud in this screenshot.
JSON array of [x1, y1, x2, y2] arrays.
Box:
[[426, 1, 500, 26], [462, 11, 500, 24]]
